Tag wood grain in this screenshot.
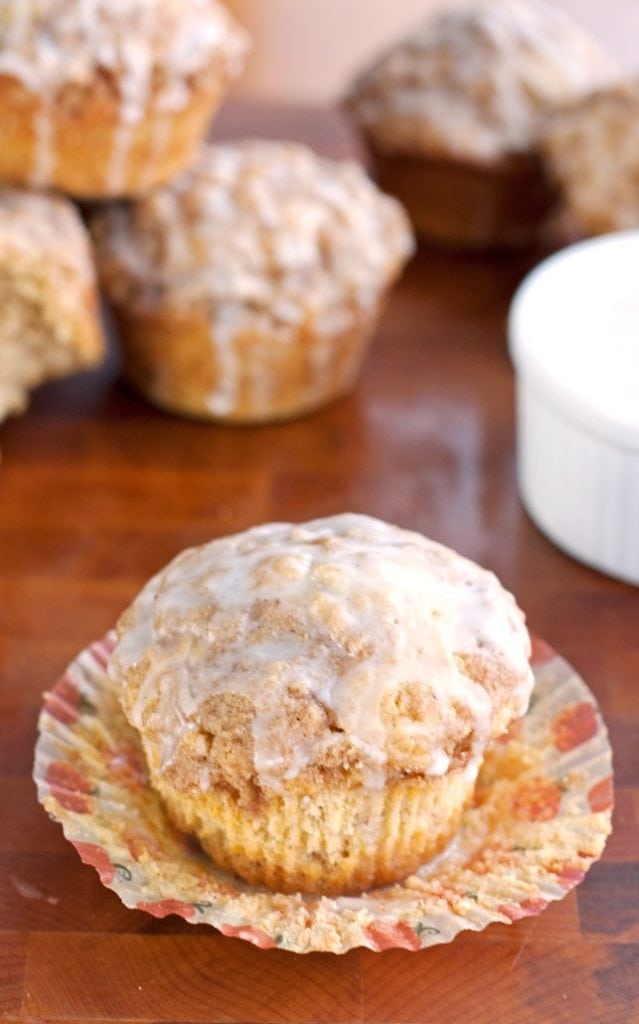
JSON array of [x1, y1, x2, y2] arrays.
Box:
[[0, 102, 638, 1024], [22, 934, 363, 1022], [359, 940, 635, 1024]]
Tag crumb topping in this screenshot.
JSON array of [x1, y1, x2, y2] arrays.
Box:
[[0, 187, 96, 287], [111, 514, 534, 797], [346, 0, 618, 162], [0, 0, 248, 107], [92, 140, 414, 338]]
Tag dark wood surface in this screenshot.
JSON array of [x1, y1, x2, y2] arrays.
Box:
[[1, 103, 638, 1024]]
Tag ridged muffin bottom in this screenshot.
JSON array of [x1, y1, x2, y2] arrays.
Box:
[[369, 145, 558, 250], [111, 300, 384, 424], [152, 768, 475, 895], [0, 73, 228, 199]]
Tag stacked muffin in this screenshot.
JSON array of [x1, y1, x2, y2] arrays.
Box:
[[0, 0, 629, 421], [0, 189, 103, 420], [0, 0, 620, 900], [0, 0, 249, 197], [0, 0, 413, 423], [92, 142, 412, 423], [0, 0, 247, 419]]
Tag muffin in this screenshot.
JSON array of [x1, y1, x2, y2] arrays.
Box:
[[0, 0, 248, 198], [0, 188, 104, 421], [345, 0, 618, 249], [109, 513, 534, 895], [543, 81, 639, 235], [92, 141, 414, 424]]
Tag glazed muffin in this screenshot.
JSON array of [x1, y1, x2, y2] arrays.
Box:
[[543, 81, 639, 236], [110, 513, 534, 895], [92, 141, 414, 424], [0, 0, 248, 198], [0, 189, 104, 421], [345, 0, 618, 249]]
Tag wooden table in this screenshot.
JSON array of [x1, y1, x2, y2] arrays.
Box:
[[1, 104, 638, 1024]]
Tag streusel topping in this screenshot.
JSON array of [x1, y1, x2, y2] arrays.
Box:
[[111, 514, 533, 795], [0, 0, 248, 106], [543, 81, 639, 234], [92, 140, 414, 337], [0, 188, 95, 287], [346, 0, 617, 163], [0, 0, 248, 189]]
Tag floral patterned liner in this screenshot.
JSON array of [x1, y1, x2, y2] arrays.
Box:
[[34, 633, 613, 954]]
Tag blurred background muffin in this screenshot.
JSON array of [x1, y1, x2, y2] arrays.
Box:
[[0, 189, 104, 421], [344, 0, 618, 249], [0, 0, 249, 198], [92, 140, 414, 424], [225, 0, 634, 105], [110, 513, 534, 895], [543, 81, 639, 236]]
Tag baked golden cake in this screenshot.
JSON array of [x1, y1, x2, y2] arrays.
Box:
[[345, 0, 618, 249], [543, 81, 639, 235], [92, 141, 414, 424], [0, 0, 248, 198], [109, 513, 534, 895], [0, 188, 104, 421]]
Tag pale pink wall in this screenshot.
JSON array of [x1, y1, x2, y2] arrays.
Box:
[[226, 0, 638, 103]]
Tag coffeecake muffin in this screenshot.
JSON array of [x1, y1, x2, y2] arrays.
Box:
[[543, 81, 639, 235], [0, 188, 104, 421], [110, 514, 534, 894], [0, 0, 248, 198], [345, 0, 618, 249], [92, 141, 414, 423]]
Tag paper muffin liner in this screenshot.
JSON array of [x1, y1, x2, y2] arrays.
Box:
[[34, 633, 613, 954]]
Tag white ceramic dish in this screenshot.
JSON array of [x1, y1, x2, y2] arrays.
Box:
[[509, 231, 639, 585]]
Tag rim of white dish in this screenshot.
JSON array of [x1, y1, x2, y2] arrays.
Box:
[[509, 231, 639, 450]]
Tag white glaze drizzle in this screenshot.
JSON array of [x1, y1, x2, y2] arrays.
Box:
[[206, 308, 240, 416], [30, 104, 55, 186], [106, 8, 155, 195], [149, 115, 171, 176], [4, 0, 56, 185], [78, 0, 98, 40], [0, 0, 249, 192], [110, 514, 534, 793], [7, 0, 30, 48]]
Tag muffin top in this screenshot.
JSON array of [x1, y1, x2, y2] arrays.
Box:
[[0, 188, 95, 287], [92, 140, 414, 337], [111, 514, 533, 802], [345, 0, 617, 163], [0, 0, 248, 108], [543, 80, 639, 234]]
